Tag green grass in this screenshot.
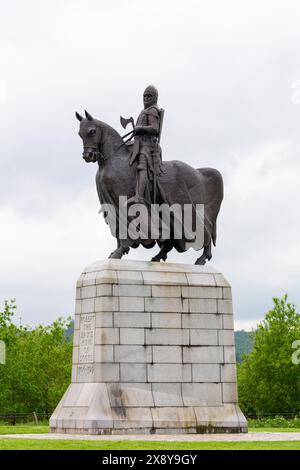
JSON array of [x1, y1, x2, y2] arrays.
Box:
[[0, 424, 300, 450], [0, 424, 49, 435], [0, 439, 299, 450], [1, 424, 300, 435], [1, 424, 300, 434], [249, 427, 300, 433]]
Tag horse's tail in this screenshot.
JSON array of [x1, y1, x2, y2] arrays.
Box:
[[212, 221, 217, 247]]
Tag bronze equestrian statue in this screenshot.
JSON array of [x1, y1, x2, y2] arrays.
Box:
[[76, 85, 223, 265]]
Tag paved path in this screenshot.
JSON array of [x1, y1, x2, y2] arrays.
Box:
[[1, 432, 300, 441]]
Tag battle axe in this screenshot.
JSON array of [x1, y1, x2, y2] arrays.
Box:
[[120, 116, 135, 131]]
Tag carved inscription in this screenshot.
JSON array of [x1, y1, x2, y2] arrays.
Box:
[[79, 314, 95, 363]]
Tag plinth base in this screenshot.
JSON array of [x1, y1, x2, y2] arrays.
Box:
[[50, 260, 247, 434]]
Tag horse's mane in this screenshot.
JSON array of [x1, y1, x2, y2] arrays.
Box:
[[95, 119, 123, 142]]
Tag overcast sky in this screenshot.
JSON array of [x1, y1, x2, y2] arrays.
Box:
[[0, 0, 299, 329]]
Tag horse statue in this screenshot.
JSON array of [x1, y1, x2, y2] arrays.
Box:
[[76, 109, 223, 265]]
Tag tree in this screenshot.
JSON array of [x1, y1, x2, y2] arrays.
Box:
[[0, 300, 73, 415], [238, 295, 300, 415]]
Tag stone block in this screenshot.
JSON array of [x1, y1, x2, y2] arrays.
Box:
[[190, 329, 218, 346], [147, 364, 191, 382], [115, 345, 152, 363], [76, 274, 85, 288], [194, 404, 239, 428], [186, 273, 216, 286], [151, 407, 196, 428], [96, 284, 112, 297], [145, 297, 183, 312], [182, 286, 222, 299], [214, 273, 230, 287], [75, 300, 82, 315], [151, 285, 182, 297], [59, 383, 84, 407], [222, 383, 238, 403], [95, 296, 119, 312], [76, 382, 99, 407], [218, 330, 235, 346], [82, 271, 97, 286], [94, 328, 119, 345], [95, 312, 113, 328], [182, 383, 222, 406], [189, 299, 217, 314], [182, 313, 222, 329], [84, 383, 114, 428], [113, 284, 151, 297], [76, 287, 81, 300], [77, 364, 95, 382], [152, 383, 183, 406], [81, 286, 97, 299], [222, 314, 234, 330], [95, 270, 117, 285], [183, 346, 223, 363], [120, 328, 145, 345], [114, 312, 150, 328], [192, 364, 220, 382], [152, 346, 182, 363], [81, 298, 95, 314], [120, 363, 147, 382], [119, 297, 144, 312], [218, 299, 233, 314], [152, 313, 181, 328], [94, 363, 119, 382], [112, 407, 153, 429], [146, 329, 189, 345], [117, 270, 143, 285], [224, 346, 236, 363], [107, 383, 154, 407], [94, 345, 114, 363], [221, 364, 237, 382], [142, 271, 187, 285], [223, 287, 232, 299]]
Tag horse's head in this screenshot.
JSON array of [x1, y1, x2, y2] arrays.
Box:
[[76, 110, 102, 163]]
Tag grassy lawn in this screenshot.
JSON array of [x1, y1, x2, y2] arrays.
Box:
[[0, 424, 49, 435], [1, 424, 300, 435], [0, 424, 300, 450], [0, 439, 299, 450]]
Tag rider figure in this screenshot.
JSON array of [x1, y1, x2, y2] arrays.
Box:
[[129, 85, 163, 204]]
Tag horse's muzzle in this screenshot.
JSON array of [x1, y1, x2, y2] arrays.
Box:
[[82, 150, 100, 163]]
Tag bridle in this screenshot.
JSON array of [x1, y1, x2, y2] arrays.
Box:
[[83, 128, 134, 162]]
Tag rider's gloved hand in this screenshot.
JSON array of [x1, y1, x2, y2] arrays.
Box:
[[134, 126, 144, 135]]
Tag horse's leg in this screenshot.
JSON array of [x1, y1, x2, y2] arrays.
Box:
[[109, 239, 130, 259], [151, 241, 173, 262], [195, 240, 212, 265]]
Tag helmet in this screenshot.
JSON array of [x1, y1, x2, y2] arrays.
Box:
[[143, 85, 158, 108]]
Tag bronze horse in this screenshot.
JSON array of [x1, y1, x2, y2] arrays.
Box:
[[76, 110, 223, 265]]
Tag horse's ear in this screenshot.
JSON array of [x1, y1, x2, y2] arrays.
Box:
[[75, 112, 83, 122], [85, 109, 93, 121]]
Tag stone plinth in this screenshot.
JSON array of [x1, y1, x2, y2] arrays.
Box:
[[50, 260, 247, 434]]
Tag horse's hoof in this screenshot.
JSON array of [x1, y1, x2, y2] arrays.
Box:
[[151, 255, 167, 262], [108, 251, 122, 259], [195, 258, 206, 265]]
